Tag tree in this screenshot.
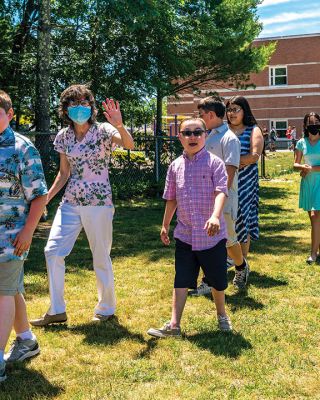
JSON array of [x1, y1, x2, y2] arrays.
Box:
[[35, 0, 50, 132], [1, 0, 274, 133], [123, 0, 275, 133]]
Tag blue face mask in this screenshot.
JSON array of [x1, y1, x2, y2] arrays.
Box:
[[67, 105, 91, 125]]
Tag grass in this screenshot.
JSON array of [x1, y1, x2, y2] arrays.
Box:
[[1, 169, 320, 399], [260, 150, 295, 178]]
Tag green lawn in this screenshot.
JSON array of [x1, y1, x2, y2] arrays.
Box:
[[260, 150, 295, 178], [1, 171, 320, 399]]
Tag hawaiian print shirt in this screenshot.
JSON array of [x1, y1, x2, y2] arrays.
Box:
[[0, 126, 48, 262], [54, 123, 118, 206]]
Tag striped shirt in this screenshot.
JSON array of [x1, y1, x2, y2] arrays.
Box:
[[163, 147, 228, 251]]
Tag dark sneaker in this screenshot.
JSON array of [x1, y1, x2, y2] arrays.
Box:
[[92, 314, 114, 322], [147, 322, 181, 338], [0, 361, 6, 383], [233, 259, 250, 290], [188, 281, 212, 297], [306, 256, 316, 265], [30, 312, 67, 327], [218, 315, 232, 332], [5, 338, 40, 362]]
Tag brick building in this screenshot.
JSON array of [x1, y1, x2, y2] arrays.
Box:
[[167, 33, 320, 139]]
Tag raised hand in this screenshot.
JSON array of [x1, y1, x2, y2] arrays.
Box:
[[102, 98, 123, 129]]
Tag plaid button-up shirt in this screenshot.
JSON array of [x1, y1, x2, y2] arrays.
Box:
[[163, 147, 228, 251]]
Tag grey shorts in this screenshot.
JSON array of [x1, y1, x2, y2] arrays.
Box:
[[0, 260, 25, 296]]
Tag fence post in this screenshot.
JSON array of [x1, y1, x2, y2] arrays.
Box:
[[261, 153, 266, 178]]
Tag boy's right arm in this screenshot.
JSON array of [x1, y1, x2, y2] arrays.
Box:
[[160, 199, 177, 246], [47, 153, 70, 204]]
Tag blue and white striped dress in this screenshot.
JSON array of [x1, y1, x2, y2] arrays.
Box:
[[236, 126, 259, 242]]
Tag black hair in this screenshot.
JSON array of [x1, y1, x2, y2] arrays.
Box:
[[197, 96, 225, 119], [225, 96, 257, 127], [303, 112, 320, 137]]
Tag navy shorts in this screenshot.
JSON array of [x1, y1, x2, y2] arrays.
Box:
[[174, 238, 227, 291]]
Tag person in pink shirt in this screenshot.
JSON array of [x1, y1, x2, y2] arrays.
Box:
[[147, 118, 232, 337], [31, 84, 134, 326]]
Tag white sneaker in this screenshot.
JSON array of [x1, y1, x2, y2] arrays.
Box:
[[227, 257, 235, 269], [188, 281, 212, 297]]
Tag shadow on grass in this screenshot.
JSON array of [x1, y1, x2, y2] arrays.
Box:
[[225, 293, 264, 311], [227, 270, 288, 289], [248, 271, 288, 288], [134, 338, 159, 359], [188, 331, 252, 359], [44, 317, 145, 347], [259, 185, 291, 201], [1, 365, 63, 399]]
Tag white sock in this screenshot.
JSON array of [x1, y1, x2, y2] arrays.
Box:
[[0, 350, 4, 362], [16, 329, 35, 341]]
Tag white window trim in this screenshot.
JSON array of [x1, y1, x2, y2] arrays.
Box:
[[269, 65, 288, 86], [270, 119, 290, 138]]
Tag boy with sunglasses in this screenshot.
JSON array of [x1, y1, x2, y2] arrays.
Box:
[[147, 118, 232, 338]]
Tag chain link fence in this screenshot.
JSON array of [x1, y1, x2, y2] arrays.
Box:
[[20, 130, 294, 199]]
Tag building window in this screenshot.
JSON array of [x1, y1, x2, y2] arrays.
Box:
[[269, 66, 287, 86], [270, 120, 287, 138]]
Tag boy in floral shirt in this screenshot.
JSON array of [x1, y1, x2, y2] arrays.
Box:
[[0, 90, 47, 382]]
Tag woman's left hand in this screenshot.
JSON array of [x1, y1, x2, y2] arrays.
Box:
[[300, 164, 312, 177], [102, 98, 123, 129]]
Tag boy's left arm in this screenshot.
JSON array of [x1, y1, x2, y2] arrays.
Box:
[[13, 195, 47, 257]]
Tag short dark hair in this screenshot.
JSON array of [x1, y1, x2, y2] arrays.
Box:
[[197, 96, 225, 119], [303, 112, 320, 137], [59, 84, 97, 125], [0, 90, 12, 112], [179, 117, 206, 132], [226, 96, 257, 126]]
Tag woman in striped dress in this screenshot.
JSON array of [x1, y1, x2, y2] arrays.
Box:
[[226, 96, 264, 260]]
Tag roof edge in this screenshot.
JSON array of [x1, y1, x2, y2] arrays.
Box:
[[255, 32, 320, 41]]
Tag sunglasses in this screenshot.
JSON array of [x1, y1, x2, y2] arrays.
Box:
[[226, 107, 242, 114], [180, 129, 205, 137]]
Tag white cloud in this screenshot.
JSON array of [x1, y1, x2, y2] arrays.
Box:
[[261, 10, 320, 26], [258, 0, 296, 7], [261, 20, 320, 36]]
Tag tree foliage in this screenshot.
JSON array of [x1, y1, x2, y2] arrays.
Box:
[[0, 0, 274, 129]]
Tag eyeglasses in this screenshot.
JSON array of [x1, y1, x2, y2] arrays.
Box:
[[180, 129, 205, 137], [68, 99, 90, 107], [226, 107, 242, 114]]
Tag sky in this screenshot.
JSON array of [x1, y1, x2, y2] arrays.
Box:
[[257, 0, 320, 38]]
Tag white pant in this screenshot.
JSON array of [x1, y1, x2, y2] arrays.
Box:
[[45, 203, 115, 316]]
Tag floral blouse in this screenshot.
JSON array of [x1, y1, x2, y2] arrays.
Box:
[[54, 123, 118, 206]]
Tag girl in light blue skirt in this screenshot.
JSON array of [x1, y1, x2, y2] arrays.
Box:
[[294, 112, 320, 264]]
